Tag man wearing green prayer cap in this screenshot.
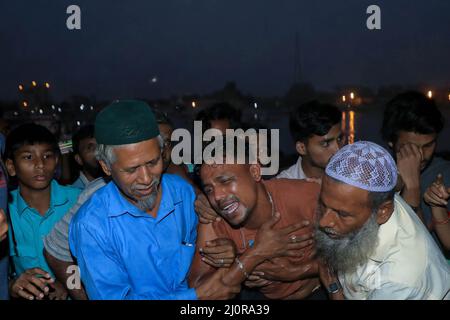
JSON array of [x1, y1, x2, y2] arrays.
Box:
[[69, 100, 239, 300]]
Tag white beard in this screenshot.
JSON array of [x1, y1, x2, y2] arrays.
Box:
[[315, 213, 379, 274]]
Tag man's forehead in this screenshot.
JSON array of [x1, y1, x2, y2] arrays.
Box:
[[321, 176, 369, 207], [396, 131, 436, 145], [114, 139, 161, 161], [80, 137, 97, 145], [310, 123, 342, 141], [17, 143, 54, 152], [201, 163, 246, 177]]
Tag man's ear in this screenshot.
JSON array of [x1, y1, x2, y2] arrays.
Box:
[[295, 141, 307, 156], [99, 160, 112, 177], [5, 159, 16, 177], [74, 154, 83, 167], [376, 200, 395, 225], [249, 164, 262, 182]]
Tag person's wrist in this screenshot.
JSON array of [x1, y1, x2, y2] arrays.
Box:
[[432, 211, 450, 226], [245, 246, 268, 265], [402, 179, 420, 190]]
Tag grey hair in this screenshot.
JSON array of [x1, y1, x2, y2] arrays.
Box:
[[95, 135, 164, 169]]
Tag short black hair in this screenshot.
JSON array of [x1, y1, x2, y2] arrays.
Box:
[[195, 102, 242, 131], [200, 135, 256, 166], [381, 91, 444, 143], [5, 123, 59, 160], [72, 125, 95, 155], [289, 101, 341, 143]]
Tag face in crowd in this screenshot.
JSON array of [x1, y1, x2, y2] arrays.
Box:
[[75, 136, 102, 178], [297, 123, 344, 170], [200, 162, 262, 227], [99, 138, 164, 212], [389, 131, 437, 172], [315, 176, 394, 274], [7, 142, 58, 191]]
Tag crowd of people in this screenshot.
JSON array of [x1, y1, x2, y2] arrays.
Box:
[[0, 91, 449, 300]]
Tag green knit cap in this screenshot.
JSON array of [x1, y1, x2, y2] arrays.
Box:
[[95, 100, 159, 145]]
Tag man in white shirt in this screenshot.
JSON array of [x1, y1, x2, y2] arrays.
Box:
[[316, 141, 450, 300], [277, 101, 343, 180]]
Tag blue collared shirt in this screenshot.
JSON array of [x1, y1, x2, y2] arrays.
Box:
[[8, 180, 81, 277], [69, 174, 198, 300]]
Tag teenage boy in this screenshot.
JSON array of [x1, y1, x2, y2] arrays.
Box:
[[5, 123, 80, 300]]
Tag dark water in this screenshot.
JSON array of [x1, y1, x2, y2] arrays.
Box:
[[167, 102, 450, 167], [262, 103, 450, 157]]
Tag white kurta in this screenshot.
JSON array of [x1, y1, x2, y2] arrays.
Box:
[[276, 156, 308, 180], [339, 194, 450, 300]]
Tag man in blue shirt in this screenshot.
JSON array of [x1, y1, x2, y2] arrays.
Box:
[[69, 100, 238, 300]]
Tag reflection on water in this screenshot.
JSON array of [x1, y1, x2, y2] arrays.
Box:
[[171, 103, 450, 158], [342, 110, 355, 145]]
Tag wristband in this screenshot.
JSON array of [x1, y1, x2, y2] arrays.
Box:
[[432, 212, 450, 226], [235, 257, 249, 279]]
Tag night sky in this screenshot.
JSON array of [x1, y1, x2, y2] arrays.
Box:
[[1, 0, 450, 101]]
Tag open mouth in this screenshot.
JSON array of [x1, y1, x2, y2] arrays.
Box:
[[220, 201, 240, 216], [322, 228, 341, 239], [325, 232, 340, 239]]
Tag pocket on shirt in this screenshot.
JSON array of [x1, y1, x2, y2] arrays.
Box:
[[12, 243, 40, 274], [14, 242, 38, 259]]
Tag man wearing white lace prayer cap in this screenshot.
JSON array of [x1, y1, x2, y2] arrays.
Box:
[[315, 141, 450, 300]]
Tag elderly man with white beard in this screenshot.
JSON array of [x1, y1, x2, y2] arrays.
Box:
[[315, 141, 450, 300]]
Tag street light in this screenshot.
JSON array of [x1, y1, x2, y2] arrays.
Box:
[[427, 90, 433, 99], [192, 101, 196, 108], [342, 95, 346, 103], [18, 84, 24, 91], [350, 92, 355, 100], [32, 81, 37, 87], [22, 101, 28, 107], [45, 82, 50, 89]]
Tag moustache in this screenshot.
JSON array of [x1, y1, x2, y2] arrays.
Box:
[[132, 178, 160, 192]]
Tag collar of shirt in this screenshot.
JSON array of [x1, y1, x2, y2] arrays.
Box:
[[106, 174, 183, 222], [78, 171, 90, 186], [369, 194, 412, 263], [16, 180, 70, 217], [277, 156, 308, 180]]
